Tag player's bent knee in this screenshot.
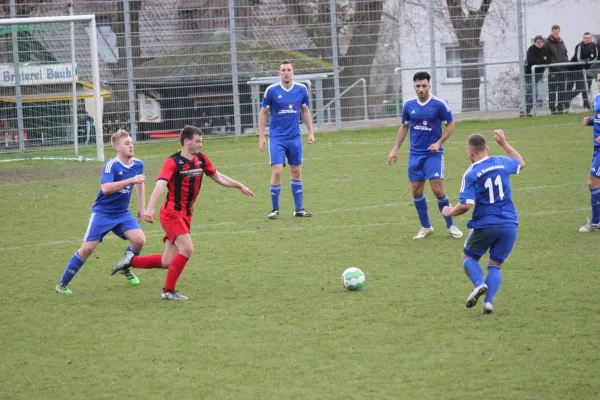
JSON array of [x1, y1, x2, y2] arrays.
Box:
[[178, 248, 193, 259], [78, 242, 98, 260], [160, 254, 172, 268], [488, 259, 504, 267]]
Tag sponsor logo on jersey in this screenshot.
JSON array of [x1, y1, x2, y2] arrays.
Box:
[[278, 104, 299, 114], [179, 168, 204, 177], [413, 119, 434, 132]]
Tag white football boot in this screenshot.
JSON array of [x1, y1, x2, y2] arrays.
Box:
[[465, 283, 488, 308], [448, 225, 464, 238], [482, 302, 494, 314], [578, 218, 600, 232], [413, 226, 434, 240]]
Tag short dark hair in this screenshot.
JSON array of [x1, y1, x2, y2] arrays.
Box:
[[551, 24, 560, 31], [584, 32, 592, 36], [280, 60, 293, 67], [180, 125, 202, 146], [468, 134, 487, 153], [533, 35, 544, 42], [413, 71, 431, 82]]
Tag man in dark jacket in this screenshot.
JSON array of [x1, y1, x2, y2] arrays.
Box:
[[544, 25, 569, 114], [568, 32, 597, 110], [525, 35, 550, 115]]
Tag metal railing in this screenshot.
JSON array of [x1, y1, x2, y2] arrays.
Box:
[[394, 60, 520, 117], [530, 60, 598, 116], [315, 78, 368, 125]]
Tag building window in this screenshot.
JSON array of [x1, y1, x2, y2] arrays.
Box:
[[444, 45, 484, 80]]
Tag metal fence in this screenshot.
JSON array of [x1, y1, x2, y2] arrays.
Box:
[[0, 0, 598, 154]]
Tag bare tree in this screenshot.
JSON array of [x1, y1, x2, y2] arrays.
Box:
[[446, 0, 492, 112], [283, 0, 385, 119]]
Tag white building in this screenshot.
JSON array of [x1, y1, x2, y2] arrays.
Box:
[[398, 0, 599, 113]]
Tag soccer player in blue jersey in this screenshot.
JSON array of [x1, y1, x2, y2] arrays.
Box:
[[55, 129, 146, 295], [579, 72, 600, 232], [442, 129, 525, 314], [388, 71, 463, 240], [258, 60, 315, 219]]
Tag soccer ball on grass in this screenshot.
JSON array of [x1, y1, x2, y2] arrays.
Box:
[[341, 267, 365, 290]]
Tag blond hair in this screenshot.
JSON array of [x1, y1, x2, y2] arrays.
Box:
[[111, 129, 130, 147]]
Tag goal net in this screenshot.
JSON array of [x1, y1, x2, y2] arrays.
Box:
[[0, 15, 104, 161]]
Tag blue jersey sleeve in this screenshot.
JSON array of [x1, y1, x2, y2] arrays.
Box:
[[439, 100, 453, 124], [459, 171, 476, 205], [100, 159, 117, 184], [261, 87, 272, 109], [401, 103, 410, 125], [503, 156, 521, 175]]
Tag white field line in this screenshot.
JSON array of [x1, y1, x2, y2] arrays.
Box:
[[0, 182, 590, 252]]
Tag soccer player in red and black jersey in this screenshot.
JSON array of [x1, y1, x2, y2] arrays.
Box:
[[111, 125, 254, 300]]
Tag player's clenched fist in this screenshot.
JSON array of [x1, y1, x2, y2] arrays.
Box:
[[388, 149, 399, 166], [493, 129, 506, 145], [143, 209, 155, 223], [584, 117, 591, 126], [131, 174, 145, 184]]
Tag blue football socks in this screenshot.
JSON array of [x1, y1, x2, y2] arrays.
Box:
[[484, 265, 503, 304], [590, 187, 600, 224], [462, 257, 485, 287], [413, 195, 432, 228], [270, 184, 281, 210], [291, 180, 303, 211], [437, 194, 454, 228], [59, 251, 85, 285]]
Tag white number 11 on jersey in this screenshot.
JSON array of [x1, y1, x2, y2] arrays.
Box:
[[484, 175, 504, 204]]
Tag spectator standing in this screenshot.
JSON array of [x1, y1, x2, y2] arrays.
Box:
[[568, 32, 597, 111], [524, 35, 550, 116], [544, 25, 570, 114]]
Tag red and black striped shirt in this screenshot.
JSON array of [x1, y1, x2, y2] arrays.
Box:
[[157, 151, 216, 216]]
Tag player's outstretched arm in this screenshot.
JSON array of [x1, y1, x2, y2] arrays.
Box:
[[101, 174, 145, 195], [388, 124, 409, 166], [143, 180, 168, 223], [493, 129, 526, 170], [209, 171, 254, 197]]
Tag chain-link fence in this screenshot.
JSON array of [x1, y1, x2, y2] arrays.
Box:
[[0, 0, 598, 155]]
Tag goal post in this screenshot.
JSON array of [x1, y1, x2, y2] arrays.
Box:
[[0, 15, 104, 161]]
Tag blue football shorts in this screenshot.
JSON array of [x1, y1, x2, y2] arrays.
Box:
[[83, 210, 141, 242], [268, 137, 303, 166], [590, 148, 600, 178], [463, 226, 518, 264], [408, 153, 444, 182]]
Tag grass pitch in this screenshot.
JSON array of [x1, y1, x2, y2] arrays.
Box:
[[1, 114, 599, 399]]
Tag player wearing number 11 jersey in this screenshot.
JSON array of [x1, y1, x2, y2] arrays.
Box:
[[441, 129, 525, 314]]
